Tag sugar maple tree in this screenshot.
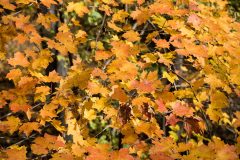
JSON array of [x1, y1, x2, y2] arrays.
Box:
[[0, 0, 240, 159]]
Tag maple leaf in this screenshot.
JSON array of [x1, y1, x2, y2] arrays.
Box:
[[91, 68, 108, 80], [153, 38, 170, 49], [31, 133, 65, 155], [16, 0, 34, 4], [19, 122, 41, 136], [149, 138, 176, 160], [162, 71, 179, 84], [130, 80, 155, 93], [88, 81, 109, 97], [75, 30, 87, 42], [130, 7, 151, 25], [110, 148, 134, 160], [40, 103, 58, 120], [51, 119, 66, 132], [210, 91, 228, 109], [14, 33, 28, 44], [31, 49, 53, 70], [171, 101, 194, 117], [0, 116, 21, 134], [71, 144, 85, 157], [110, 85, 128, 102], [133, 119, 163, 138], [121, 0, 134, 5], [6, 69, 22, 82], [157, 52, 174, 67], [142, 53, 158, 63], [18, 76, 36, 88], [121, 123, 138, 144], [110, 41, 139, 58], [35, 86, 50, 102], [55, 31, 77, 54], [187, 14, 202, 27], [149, 1, 173, 15], [9, 103, 30, 113], [95, 50, 112, 61], [123, 30, 140, 42], [51, 150, 74, 160], [183, 40, 208, 57], [132, 96, 152, 107], [0, 0, 16, 10], [99, 4, 112, 15], [37, 13, 58, 29], [67, 2, 89, 17], [112, 10, 129, 22], [41, 0, 57, 8], [8, 52, 30, 67], [166, 113, 180, 126], [155, 97, 168, 113], [0, 0, 240, 158], [107, 21, 123, 32], [84, 109, 96, 121], [5, 146, 27, 160], [86, 144, 110, 160], [41, 70, 61, 83]]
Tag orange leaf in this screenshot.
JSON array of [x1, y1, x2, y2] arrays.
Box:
[[107, 21, 123, 32], [41, 0, 57, 8], [19, 122, 41, 136], [5, 146, 26, 160], [67, 2, 89, 17], [110, 148, 134, 160], [0, 0, 16, 10], [153, 38, 170, 49], [123, 30, 140, 42], [110, 85, 128, 102], [42, 70, 61, 83], [8, 52, 30, 67], [6, 69, 22, 82], [130, 80, 155, 93], [31, 133, 65, 155], [155, 98, 167, 113], [9, 103, 30, 113], [172, 101, 194, 117], [187, 14, 202, 27], [95, 50, 112, 61], [0, 116, 21, 134], [131, 7, 150, 25]]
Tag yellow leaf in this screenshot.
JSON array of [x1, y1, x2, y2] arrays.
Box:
[[67, 2, 89, 17], [0, 116, 21, 134], [151, 15, 167, 28], [84, 109, 96, 121], [142, 53, 158, 63], [162, 71, 178, 83], [51, 119, 66, 132]]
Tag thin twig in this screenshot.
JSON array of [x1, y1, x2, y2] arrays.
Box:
[[12, 3, 34, 16], [11, 132, 37, 147], [147, 20, 157, 29], [102, 56, 115, 71], [94, 125, 110, 138], [140, 22, 148, 35], [169, 68, 199, 102], [0, 103, 43, 120], [95, 13, 107, 46]]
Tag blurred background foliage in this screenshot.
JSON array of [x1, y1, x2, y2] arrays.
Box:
[[228, 0, 240, 21]]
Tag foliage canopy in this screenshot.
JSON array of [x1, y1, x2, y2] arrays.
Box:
[[0, 0, 240, 159]]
